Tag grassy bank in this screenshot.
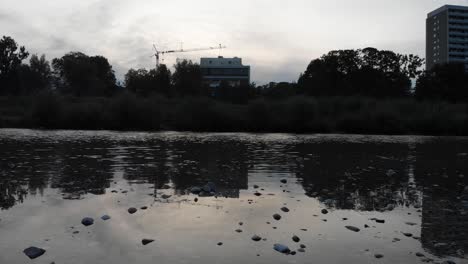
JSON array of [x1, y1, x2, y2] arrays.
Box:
[[0, 94, 467, 135]]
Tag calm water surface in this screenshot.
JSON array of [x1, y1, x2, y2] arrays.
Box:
[[0, 129, 467, 264]]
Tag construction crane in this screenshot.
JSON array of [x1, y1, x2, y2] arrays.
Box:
[[151, 44, 226, 68]]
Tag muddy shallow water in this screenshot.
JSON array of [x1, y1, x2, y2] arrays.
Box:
[[0, 129, 467, 264]]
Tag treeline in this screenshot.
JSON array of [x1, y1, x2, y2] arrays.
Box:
[[1, 35, 468, 134]]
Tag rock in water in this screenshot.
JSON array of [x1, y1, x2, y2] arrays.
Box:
[[128, 207, 137, 214], [281, 207, 290, 213], [101, 215, 111, 221], [273, 214, 282, 220], [321, 209, 328, 214], [81, 217, 94, 226], [300, 244, 306, 248], [375, 254, 384, 259], [345, 226, 360, 232], [142, 239, 154, 245], [217, 242, 223, 246], [292, 235, 300, 242], [416, 252, 425, 257], [23, 247, 46, 259], [252, 235, 262, 241], [280, 179, 287, 184], [140, 206, 148, 210], [274, 244, 291, 254], [298, 248, 305, 253], [190, 186, 202, 194], [161, 194, 172, 199]]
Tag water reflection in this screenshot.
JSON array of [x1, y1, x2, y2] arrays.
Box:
[[0, 130, 467, 260]]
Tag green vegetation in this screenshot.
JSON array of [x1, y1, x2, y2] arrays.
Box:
[[0, 94, 466, 135], [1, 35, 468, 135]]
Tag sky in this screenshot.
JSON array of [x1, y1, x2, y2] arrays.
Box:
[[1, 0, 468, 84]]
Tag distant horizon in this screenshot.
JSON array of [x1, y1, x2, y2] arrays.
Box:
[[1, 0, 468, 84]]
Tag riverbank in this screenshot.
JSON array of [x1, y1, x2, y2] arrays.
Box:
[[0, 94, 467, 135]]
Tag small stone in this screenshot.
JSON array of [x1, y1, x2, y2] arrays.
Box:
[[274, 244, 290, 254], [342, 218, 348, 220], [23, 247, 46, 259], [273, 214, 281, 220], [292, 235, 300, 243], [194, 198, 198, 202], [298, 248, 305, 253], [252, 235, 262, 241], [81, 217, 94, 226], [239, 222, 243, 226], [101, 215, 111, 221], [416, 252, 425, 257], [300, 244, 306, 248], [345, 226, 360, 232], [235, 229, 243, 233], [141, 206, 148, 210], [403, 232, 413, 237], [321, 209, 328, 214], [254, 192, 262, 196], [375, 254, 384, 259], [190, 187, 202, 194], [364, 224, 369, 228], [128, 207, 137, 214], [161, 194, 172, 199], [142, 239, 154, 245], [73, 231, 79, 234], [253, 185, 259, 189], [217, 242, 223, 246], [290, 251, 296, 255], [375, 219, 385, 223], [281, 207, 290, 213], [280, 179, 287, 184]]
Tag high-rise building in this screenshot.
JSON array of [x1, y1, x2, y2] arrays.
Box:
[[426, 5, 468, 70], [200, 56, 250, 88]]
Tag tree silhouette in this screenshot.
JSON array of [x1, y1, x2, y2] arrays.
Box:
[[0, 36, 29, 94]]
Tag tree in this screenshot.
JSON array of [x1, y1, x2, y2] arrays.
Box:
[[52, 52, 117, 96], [415, 63, 468, 102], [172, 60, 206, 96], [298, 48, 424, 98], [125, 65, 171, 96], [16, 54, 52, 94], [0, 36, 29, 94]]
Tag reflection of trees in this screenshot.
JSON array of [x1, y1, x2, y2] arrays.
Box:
[[296, 142, 421, 211], [49, 142, 115, 199], [415, 141, 468, 258]]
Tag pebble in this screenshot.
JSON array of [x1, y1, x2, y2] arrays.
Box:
[[321, 209, 328, 214], [194, 198, 198, 202], [140, 206, 148, 210], [403, 232, 413, 237], [273, 214, 281, 220], [416, 252, 425, 257], [280, 179, 287, 184], [161, 194, 172, 199], [190, 187, 202, 194], [300, 244, 306, 248], [298, 248, 305, 253], [23, 247, 46, 259], [239, 222, 243, 226], [142, 239, 154, 245], [274, 244, 290, 254], [101, 215, 111, 221], [281, 207, 290, 213], [128, 207, 137, 214], [253, 185, 259, 189], [345, 226, 360, 232], [292, 235, 300, 243], [375, 254, 384, 259], [252, 235, 262, 241], [81, 217, 94, 226], [254, 192, 262, 196], [217, 242, 223, 246], [235, 229, 243, 233]]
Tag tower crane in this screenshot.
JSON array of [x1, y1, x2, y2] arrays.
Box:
[[151, 44, 226, 68]]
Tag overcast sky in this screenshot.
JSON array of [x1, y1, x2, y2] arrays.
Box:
[[1, 0, 468, 83]]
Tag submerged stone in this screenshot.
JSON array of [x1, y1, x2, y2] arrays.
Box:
[[142, 239, 154, 245], [190, 187, 202, 194], [273, 214, 282, 220], [292, 235, 300, 243], [252, 235, 262, 241], [23, 247, 46, 259], [274, 244, 291, 254], [101, 215, 111, 221], [81, 217, 94, 226], [345, 226, 360, 232]]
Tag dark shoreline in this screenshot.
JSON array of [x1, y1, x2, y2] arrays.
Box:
[[1, 94, 467, 136]]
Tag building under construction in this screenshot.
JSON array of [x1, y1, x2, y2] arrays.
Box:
[[200, 56, 250, 88]]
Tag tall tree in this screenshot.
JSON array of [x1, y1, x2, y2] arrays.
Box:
[[172, 60, 206, 96], [17, 54, 52, 93], [52, 52, 117, 96], [0, 36, 29, 94]]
